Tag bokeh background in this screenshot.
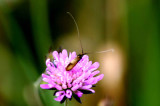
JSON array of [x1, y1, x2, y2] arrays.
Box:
[[0, 0, 160, 106]]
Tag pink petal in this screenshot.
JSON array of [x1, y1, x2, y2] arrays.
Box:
[[71, 84, 80, 91], [42, 74, 49, 78], [55, 85, 62, 90], [54, 95, 65, 102], [68, 52, 72, 61], [89, 62, 99, 71], [67, 82, 72, 88], [96, 74, 104, 81], [90, 71, 100, 77], [88, 61, 92, 66], [83, 61, 92, 71], [46, 59, 50, 66], [75, 91, 83, 97], [66, 90, 72, 98], [91, 74, 104, 85], [92, 62, 99, 68], [82, 55, 89, 60], [62, 49, 68, 58], [55, 91, 65, 96], [88, 89, 95, 93], [52, 51, 59, 61], [59, 53, 65, 65], [80, 85, 92, 89], [84, 72, 91, 79], [42, 78, 50, 82], [81, 55, 89, 65], [71, 52, 77, 60], [40, 84, 54, 89], [62, 84, 67, 89]]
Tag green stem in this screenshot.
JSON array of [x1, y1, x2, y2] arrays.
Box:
[[64, 99, 68, 106]]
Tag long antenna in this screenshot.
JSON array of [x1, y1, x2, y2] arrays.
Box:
[[87, 49, 114, 54], [67, 12, 83, 54], [95, 49, 114, 54]]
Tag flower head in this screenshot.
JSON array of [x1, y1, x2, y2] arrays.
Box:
[[40, 49, 104, 103]]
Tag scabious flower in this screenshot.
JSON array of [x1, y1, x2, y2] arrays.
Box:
[[40, 49, 104, 103]]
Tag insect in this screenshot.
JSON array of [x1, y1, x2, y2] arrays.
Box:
[[66, 52, 87, 71], [46, 46, 62, 68], [65, 12, 114, 71]]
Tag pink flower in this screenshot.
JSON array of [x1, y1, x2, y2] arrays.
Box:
[[40, 49, 104, 103]]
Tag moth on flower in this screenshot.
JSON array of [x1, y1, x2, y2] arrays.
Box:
[[40, 49, 104, 103], [40, 12, 105, 104]]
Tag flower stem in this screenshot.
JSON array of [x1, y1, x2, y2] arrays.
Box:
[[64, 99, 68, 106]]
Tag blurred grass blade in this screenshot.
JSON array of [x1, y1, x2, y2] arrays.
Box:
[[128, 0, 160, 106], [29, 0, 52, 60], [0, 5, 38, 82]]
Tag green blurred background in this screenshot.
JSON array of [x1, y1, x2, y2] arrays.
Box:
[[0, 0, 160, 106]]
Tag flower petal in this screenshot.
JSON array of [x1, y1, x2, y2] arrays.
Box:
[[71, 84, 80, 91], [52, 51, 59, 61], [40, 84, 54, 89], [80, 85, 92, 90], [62, 49, 68, 58], [75, 91, 83, 97], [90, 70, 100, 77], [54, 95, 65, 102], [66, 90, 72, 98], [87, 89, 95, 93], [71, 52, 77, 60], [95, 74, 104, 82], [46, 59, 50, 66], [55, 91, 65, 96], [55, 84, 62, 90], [89, 62, 99, 72], [42, 74, 49, 78]]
